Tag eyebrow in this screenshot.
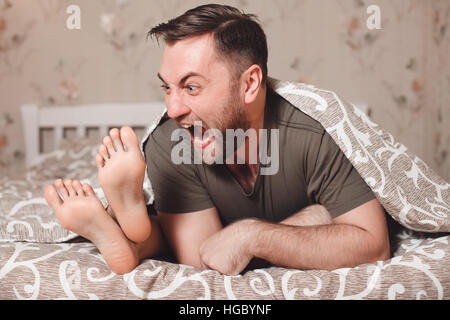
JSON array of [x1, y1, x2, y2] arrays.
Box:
[[157, 72, 206, 86]]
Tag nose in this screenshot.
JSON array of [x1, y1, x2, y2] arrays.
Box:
[[166, 92, 191, 120]]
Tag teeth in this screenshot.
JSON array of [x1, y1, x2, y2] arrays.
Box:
[[194, 135, 213, 146], [180, 122, 214, 147]]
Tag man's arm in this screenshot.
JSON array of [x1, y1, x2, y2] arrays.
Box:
[[200, 198, 390, 274], [157, 207, 223, 269], [249, 198, 390, 271], [280, 204, 333, 226]]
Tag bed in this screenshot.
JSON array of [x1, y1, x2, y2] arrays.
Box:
[[1, 83, 449, 300]]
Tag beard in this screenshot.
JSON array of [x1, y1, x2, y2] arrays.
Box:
[[218, 82, 250, 142], [199, 80, 251, 165]]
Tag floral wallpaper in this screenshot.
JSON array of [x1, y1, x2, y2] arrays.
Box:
[[0, 0, 449, 181]]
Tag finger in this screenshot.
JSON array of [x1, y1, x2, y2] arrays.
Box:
[[200, 261, 212, 271], [199, 260, 209, 270], [199, 253, 212, 271]]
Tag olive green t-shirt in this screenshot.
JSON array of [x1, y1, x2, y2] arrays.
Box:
[[144, 88, 375, 226]]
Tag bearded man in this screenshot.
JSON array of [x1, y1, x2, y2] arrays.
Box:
[[44, 4, 390, 275]]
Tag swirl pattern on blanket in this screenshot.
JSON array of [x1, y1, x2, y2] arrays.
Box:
[[0, 233, 448, 299], [267, 78, 449, 232], [0, 83, 449, 299]]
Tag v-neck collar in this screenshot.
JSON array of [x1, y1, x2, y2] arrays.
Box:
[[223, 87, 275, 197]]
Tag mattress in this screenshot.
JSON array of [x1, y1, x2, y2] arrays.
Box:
[[0, 137, 449, 300]]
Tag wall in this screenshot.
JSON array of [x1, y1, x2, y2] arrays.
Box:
[[0, 0, 449, 181]]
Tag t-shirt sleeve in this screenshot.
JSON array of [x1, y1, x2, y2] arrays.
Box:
[[306, 131, 375, 218], [144, 132, 214, 214]]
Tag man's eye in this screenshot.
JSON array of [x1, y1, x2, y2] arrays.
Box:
[[186, 85, 199, 92], [161, 85, 170, 93]]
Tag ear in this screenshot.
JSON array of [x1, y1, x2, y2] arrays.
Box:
[[243, 65, 263, 105]]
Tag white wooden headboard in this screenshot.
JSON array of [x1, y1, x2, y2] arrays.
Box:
[[20, 103, 166, 168], [20, 101, 369, 168]]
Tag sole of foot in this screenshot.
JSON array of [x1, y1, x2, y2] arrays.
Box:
[[44, 178, 139, 274], [96, 127, 151, 243]]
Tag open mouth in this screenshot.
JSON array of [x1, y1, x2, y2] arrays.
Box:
[[180, 123, 215, 149]]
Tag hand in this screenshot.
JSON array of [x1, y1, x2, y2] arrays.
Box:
[[199, 219, 258, 275]]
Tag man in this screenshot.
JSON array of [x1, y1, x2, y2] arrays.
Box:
[[44, 4, 390, 275]]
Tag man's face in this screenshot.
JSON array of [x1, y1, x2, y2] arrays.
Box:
[[158, 33, 249, 163]]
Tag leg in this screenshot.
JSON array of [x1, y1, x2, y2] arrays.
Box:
[[96, 127, 151, 243], [107, 206, 172, 259]]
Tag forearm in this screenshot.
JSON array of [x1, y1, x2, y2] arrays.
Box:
[[281, 204, 333, 226], [249, 220, 384, 271], [245, 205, 333, 271]]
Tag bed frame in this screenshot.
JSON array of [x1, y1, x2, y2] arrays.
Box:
[[20, 103, 166, 168], [20, 101, 369, 168]]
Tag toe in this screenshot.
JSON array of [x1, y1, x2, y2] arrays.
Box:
[[120, 126, 140, 152], [64, 179, 76, 197], [73, 180, 84, 196], [55, 179, 69, 199], [96, 153, 104, 169], [110, 128, 124, 152], [99, 144, 109, 161], [82, 183, 95, 197], [44, 184, 63, 211], [103, 136, 116, 155]]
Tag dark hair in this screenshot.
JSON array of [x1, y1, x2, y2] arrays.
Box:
[[148, 4, 268, 83]]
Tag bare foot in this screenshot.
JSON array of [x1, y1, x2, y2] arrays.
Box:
[[96, 127, 151, 243], [44, 179, 139, 274]]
